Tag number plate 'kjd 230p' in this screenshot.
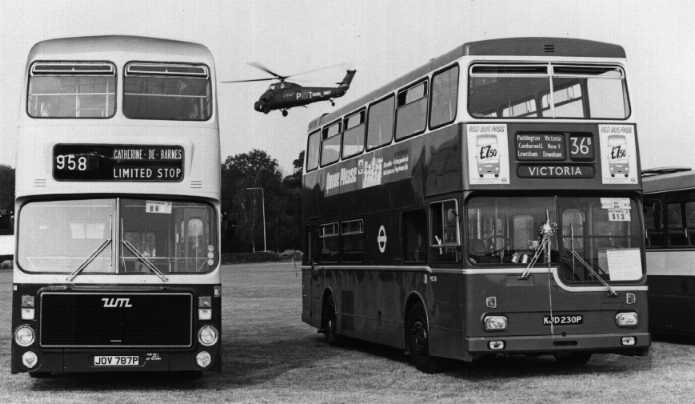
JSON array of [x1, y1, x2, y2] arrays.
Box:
[[543, 314, 584, 326]]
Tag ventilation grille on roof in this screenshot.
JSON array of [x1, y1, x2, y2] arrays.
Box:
[[31, 62, 115, 75], [126, 63, 209, 78]]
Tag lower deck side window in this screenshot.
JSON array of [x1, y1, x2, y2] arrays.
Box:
[[341, 219, 364, 262], [319, 222, 340, 261]]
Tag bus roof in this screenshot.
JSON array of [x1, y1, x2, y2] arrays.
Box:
[[643, 169, 695, 193], [27, 35, 214, 65], [308, 37, 625, 131]]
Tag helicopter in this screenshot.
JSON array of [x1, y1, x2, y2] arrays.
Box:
[[222, 62, 356, 116]]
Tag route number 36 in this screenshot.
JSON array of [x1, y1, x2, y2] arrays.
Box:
[[569, 136, 592, 159], [56, 154, 87, 171]]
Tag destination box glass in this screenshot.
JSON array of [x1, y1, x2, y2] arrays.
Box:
[[516, 133, 566, 161], [53, 144, 184, 181]]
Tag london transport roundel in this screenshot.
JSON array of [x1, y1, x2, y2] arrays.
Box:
[[377, 225, 387, 253]]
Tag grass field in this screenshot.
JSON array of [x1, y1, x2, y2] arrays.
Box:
[[2, 262, 695, 403]]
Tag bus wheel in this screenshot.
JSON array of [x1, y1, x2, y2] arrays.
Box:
[[406, 303, 442, 373], [322, 294, 340, 345], [554, 352, 592, 365]]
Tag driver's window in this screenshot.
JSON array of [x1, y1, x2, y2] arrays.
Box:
[[429, 199, 460, 263]]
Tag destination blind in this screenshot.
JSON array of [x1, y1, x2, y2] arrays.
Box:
[[53, 144, 184, 181], [514, 132, 595, 179]]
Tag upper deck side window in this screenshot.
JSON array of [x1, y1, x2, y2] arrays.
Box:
[[123, 62, 212, 121], [468, 63, 630, 120], [396, 79, 428, 140], [27, 61, 116, 118], [320, 121, 342, 166], [367, 94, 395, 150], [342, 109, 366, 159], [430, 64, 459, 128], [306, 130, 321, 172]]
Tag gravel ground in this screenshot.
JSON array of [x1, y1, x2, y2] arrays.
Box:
[[1, 262, 694, 403]]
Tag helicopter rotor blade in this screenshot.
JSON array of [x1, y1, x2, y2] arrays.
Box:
[[248, 62, 287, 80], [220, 77, 277, 83], [286, 63, 348, 79]]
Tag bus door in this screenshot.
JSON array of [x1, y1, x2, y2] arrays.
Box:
[[308, 224, 323, 323]]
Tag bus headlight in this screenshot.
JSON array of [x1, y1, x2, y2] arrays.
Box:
[[196, 351, 212, 368], [22, 351, 38, 369], [616, 312, 638, 327], [14, 325, 36, 347], [198, 325, 219, 346], [484, 315, 508, 331]]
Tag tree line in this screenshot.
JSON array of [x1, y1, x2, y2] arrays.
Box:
[[221, 149, 304, 253]]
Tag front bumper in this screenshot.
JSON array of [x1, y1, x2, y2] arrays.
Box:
[[467, 332, 650, 355], [12, 348, 221, 374]]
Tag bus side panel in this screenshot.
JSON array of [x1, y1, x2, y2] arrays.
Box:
[[428, 273, 469, 360], [324, 269, 429, 350]]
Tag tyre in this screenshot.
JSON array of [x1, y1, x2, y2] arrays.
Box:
[[405, 302, 442, 373], [322, 294, 340, 345], [554, 351, 592, 365]]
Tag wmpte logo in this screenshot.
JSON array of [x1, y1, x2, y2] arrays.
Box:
[[101, 297, 133, 308]]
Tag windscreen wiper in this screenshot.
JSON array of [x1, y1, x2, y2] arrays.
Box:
[[66, 239, 112, 282], [565, 249, 617, 296], [122, 239, 169, 282]]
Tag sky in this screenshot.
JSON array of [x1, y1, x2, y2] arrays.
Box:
[[1, 0, 694, 174]]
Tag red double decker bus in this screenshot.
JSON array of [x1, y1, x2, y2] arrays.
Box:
[[301, 37, 649, 371]]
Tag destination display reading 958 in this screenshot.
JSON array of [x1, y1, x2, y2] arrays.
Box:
[[53, 144, 184, 181]]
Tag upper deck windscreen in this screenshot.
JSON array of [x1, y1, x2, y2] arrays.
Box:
[[123, 63, 212, 121], [468, 64, 630, 119], [27, 62, 116, 118]]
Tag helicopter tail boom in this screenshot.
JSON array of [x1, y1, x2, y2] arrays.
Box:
[[337, 70, 357, 87]]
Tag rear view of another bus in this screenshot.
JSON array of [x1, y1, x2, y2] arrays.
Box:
[[0, 165, 14, 267], [643, 168, 695, 339], [11, 36, 221, 376]]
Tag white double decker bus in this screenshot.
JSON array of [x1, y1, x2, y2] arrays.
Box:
[[11, 36, 222, 376]]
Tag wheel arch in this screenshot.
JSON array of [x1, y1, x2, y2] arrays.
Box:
[[403, 290, 430, 345]]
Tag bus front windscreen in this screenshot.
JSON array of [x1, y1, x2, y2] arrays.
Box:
[[18, 198, 217, 274], [468, 64, 630, 119], [466, 196, 643, 284]]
